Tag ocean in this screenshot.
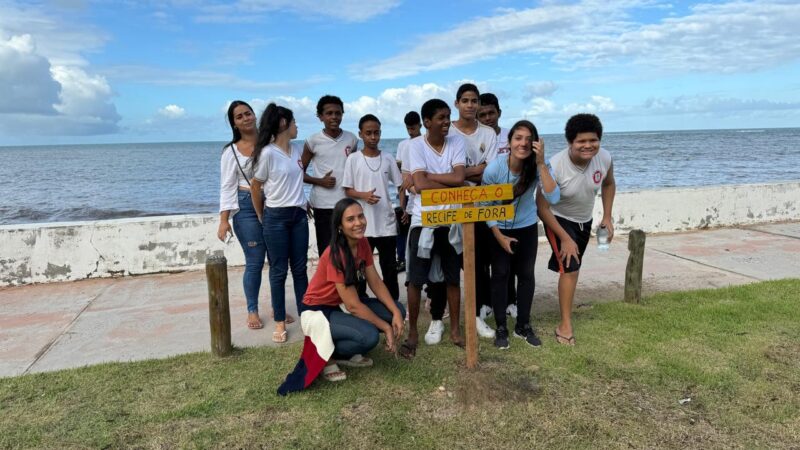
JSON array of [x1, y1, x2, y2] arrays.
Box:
[[1, 128, 798, 225]]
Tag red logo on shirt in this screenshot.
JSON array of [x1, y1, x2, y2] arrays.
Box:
[[344, 146, 352, 156], [593, 170, 602, 184]]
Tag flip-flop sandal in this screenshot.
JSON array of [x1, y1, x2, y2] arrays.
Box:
[[398, 340, 417, 360], [336, 354, 374, 368], [247, 318, 263, 329], [272, 330, 288, 343], [554, 329, 576, 346], [322, 364, 347, 382]]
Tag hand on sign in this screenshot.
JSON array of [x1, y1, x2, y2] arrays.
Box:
[[364, 189, 381, 205]]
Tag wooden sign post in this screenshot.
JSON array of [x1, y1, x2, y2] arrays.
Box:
[[421, 184, 514, 369]]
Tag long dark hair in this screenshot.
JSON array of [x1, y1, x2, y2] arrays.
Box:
[[329, 198, 362, 286], [223, 100, 253, 150], [253, 103, 294, 165], [507, 120, 541, 200]]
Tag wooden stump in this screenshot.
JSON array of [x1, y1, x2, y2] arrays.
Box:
[[206, 255, 232, 357], [624, 230, 646, 304]]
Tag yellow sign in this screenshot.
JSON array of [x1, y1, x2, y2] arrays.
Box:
[[421, 183, 513, 206], [422, 204, 515, 226]]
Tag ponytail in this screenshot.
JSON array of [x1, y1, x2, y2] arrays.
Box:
[[253, 103, 295, 165]]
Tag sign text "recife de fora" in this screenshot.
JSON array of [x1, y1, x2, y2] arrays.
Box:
[[421, 184, 513, 206], [422, 204, 515, 226]]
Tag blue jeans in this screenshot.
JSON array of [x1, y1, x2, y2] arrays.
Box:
[[263, 206, 309, 322], [232, 190, 266, 313], [329, 298, 406, 358]]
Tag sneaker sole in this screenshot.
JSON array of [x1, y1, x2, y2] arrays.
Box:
[[513, 332, 542, 347]]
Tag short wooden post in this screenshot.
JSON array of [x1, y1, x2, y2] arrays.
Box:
[[624, 230, 646, 304], [206, 255, 232, 356], [463, 221, 478, 369]]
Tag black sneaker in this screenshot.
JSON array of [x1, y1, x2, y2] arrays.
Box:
[[514, 324, 542, 347], [396, 260, 406, 273], [494, 326, 510, 350]]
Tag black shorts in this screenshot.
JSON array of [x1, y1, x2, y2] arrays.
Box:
[[544, 216, 592, 273], [407, 226, 462, 287]]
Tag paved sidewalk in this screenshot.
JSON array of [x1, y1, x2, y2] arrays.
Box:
[[1, 222, 798, 378]]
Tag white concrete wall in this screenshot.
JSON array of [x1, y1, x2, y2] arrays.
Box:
[[1, 182, 797, 287]]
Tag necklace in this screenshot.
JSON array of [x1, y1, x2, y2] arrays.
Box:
[[363, 152, 382, 172]]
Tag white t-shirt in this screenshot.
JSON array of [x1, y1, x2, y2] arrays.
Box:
[[408, 135, 467, 225], [396, 138, 415, 215], [342, 151, 402, 237], [548, 148, 613, 223], [219, 143, 254, 214], [448, 122, 498, 167], [495, 127, 510, 156], [305, 130, 358, 209], [252, 143, 307, 209]]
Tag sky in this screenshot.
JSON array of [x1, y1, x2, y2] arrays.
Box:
[[1, 0, 799, 145]]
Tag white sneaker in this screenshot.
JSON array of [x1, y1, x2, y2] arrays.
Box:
[[506, 304, 518, 319], [425, 320, 444, 345], [479, 305, 493, 319], [476, 317, 496, 339]]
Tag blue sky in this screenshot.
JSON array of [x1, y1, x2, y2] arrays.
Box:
[[1, 0, 799, 145]]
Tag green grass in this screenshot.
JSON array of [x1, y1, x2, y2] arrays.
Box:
[[2, 280, 799, 449]]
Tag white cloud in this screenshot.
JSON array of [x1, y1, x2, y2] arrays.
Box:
[[0, 32, 120, 136], [345, 83, 453, 124], [524, 81, 558, 100], [192, 0, 399, 23], [158, 104, 186, 118], [101, 65, 328, 92], [641, 95, 800, 115], [0, 34, 60, 114], [563, 96, 617, 114], [354, 0, 800, 80], [522, 98, 556, 117]]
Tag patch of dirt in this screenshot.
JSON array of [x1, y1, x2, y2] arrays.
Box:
[[764, 342, 800, 368]]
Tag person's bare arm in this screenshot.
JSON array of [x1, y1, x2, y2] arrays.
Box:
[[537, 190, 580, 267], [250, 179, 265, 223], [301, 144, 336, 188], [600, 163, 616, 241]]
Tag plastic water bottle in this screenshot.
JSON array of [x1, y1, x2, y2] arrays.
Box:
[[597, 225, 610, 252]]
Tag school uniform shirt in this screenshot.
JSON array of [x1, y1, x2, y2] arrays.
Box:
[[219, 143, 255, 216], [252, 142, 307, 209], [342, 151, 403, 238], [408, 134, 467, 225], [303, 238, 374, 307], [395, 138, 416, 216], [496, 127, 510, 156], [305, 130, 358, 209], [481, 154, 560, 229], [448, 122, 499, 167], [548, 148, 613, 223]]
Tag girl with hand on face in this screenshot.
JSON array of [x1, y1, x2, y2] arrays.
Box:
[[250, 104, 309, 343], [302, 198, 406, 382], [481, 120, 559, 350], [218, 101, 268, 330]]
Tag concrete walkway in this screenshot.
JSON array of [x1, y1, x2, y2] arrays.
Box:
[[2, 222, 798, 378]]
